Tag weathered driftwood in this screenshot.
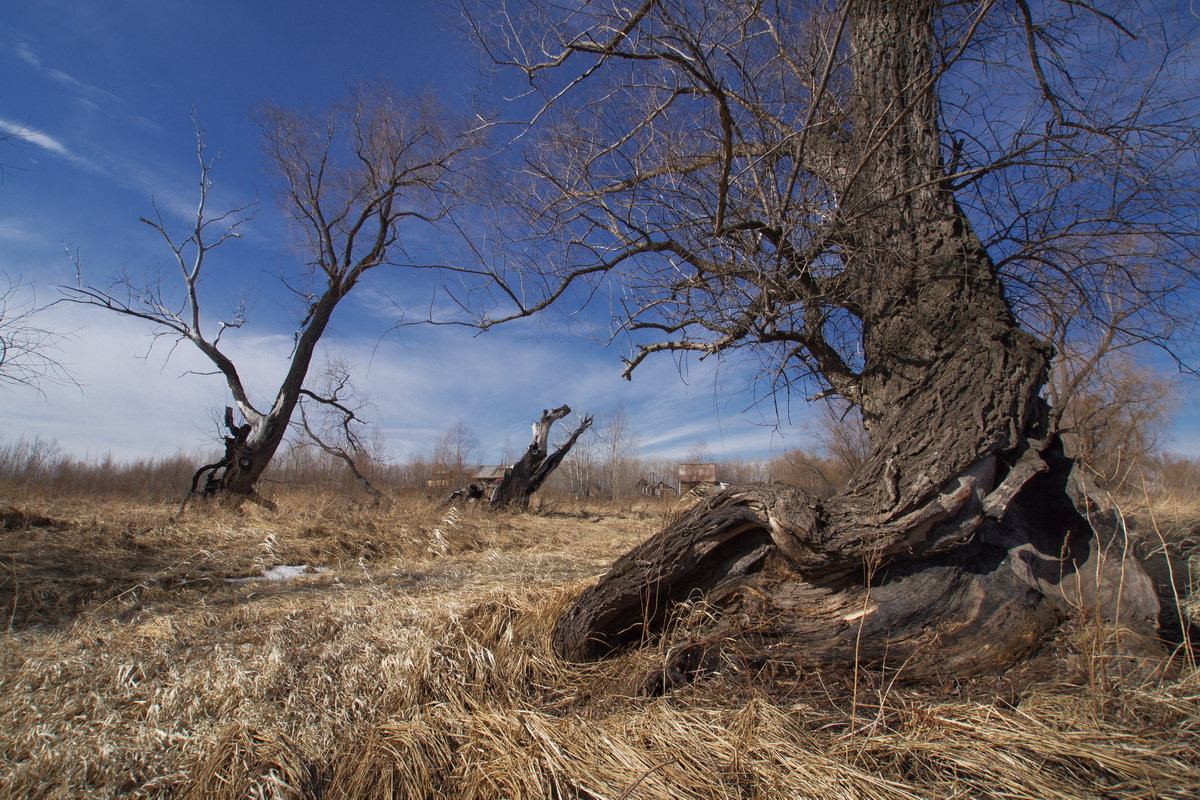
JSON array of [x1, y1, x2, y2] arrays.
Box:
[[441, 483, 487, 506], [441, 406, 594, 510]]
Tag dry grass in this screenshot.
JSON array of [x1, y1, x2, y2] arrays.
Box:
[[1101, 481, 1200, 636], [1, 487, 1198, 799]]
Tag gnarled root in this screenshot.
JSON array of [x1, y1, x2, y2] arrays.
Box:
[[552, 439, 1160, 686]]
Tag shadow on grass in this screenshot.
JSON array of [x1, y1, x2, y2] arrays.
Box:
[[0, 505, 268, 630]]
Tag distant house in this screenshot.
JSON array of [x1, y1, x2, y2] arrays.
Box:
[[426, 469, 453, 490], [428, 465, 508, 494], [636, 477, 678, 498], [472, 465, 509, 491], [678, 462, 720, 494]]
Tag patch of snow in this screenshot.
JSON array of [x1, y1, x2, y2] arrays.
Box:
[[225, 565, 329, 584]]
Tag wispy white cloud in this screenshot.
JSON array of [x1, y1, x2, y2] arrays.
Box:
[[0, 218, 50, 246], [0, 117, 68, 158], [0, 303, 815, 466], [0, 116, 100, 172], [13, 41, 161, 133], [15, 42, 108, 98]]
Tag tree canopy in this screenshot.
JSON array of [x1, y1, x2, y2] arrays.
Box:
[[462, 0, 1197, 409]]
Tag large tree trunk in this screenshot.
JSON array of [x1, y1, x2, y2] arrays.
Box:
[[183, 407, 289, 510], [217, 419, 286, 504], [551, 0, 1161, 682], [185, 298, 338, 509], [490, 406, 594, 509]]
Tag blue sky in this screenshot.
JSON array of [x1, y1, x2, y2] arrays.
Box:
[[0, 0, 816, 465], [1, 0, 1198, 466]]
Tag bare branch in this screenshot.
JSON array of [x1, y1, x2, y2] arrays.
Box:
[[297, 375, 386, 503], [461, 0, 1196, 414], [62, 153, 264, 427], [0, 272, 75, 394]]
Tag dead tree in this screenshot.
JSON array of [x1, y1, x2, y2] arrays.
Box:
[[296, 365, 387, 506], [463, 0, 1194, 681], [0, 271, 73, 394], [63, 89, 479, 503], [489, 405, 593, 509]]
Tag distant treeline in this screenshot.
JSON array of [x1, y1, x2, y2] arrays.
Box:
[[2, 433, 1197, 504]]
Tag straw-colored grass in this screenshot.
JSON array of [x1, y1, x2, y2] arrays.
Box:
[[1, 488, 1198, 799]]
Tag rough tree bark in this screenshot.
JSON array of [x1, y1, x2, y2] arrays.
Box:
[[181, 407, 278, 511], [550, 0, 1162, 681], [553, 444, 1159, 682], [490, 405, 594, 509]]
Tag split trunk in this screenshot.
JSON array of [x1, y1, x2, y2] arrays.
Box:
[[490, 406, 593, 509]]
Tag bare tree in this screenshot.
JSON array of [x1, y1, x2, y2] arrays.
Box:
[[555, 413, 600, 498], [432, 421, 480, 489], [814, 401, 871, 480], [597, 404, 637, 498], [0, 271, 72, 393], [768, 447, 843, 497], [1054, 353, 1178, 489], [2, 127, 72, 392], [296, 361, 387, 504], [63, 87, 480, 504], [766, 402, 870, 496], [463, 1, 1195, 680], [684, 440, 712, 466], [1037, 241, 1184, 487]]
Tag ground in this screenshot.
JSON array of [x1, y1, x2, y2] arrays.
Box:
[[0, 488, 1198, 799]]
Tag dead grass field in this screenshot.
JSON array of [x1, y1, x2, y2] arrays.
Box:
[[1, 487, 1199, 799]]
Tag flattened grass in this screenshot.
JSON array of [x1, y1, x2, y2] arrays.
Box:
[[1, 490, 1198, 799]]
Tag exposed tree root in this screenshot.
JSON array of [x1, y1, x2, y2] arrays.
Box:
[[553, 438, 1161, 687]]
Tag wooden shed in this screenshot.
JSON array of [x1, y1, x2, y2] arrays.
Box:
[[678, 462, 719, 494], [472, 465, 510, 490]]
